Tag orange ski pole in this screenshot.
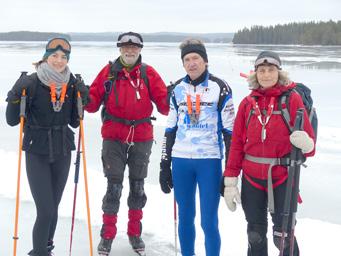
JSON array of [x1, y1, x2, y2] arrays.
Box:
[[77, 90, 94, 256], [13, 89, 26, 256]]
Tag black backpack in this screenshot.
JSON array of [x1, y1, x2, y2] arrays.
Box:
[[101, 62, 150, 122], [246, 83, 318, 140], [102, 61, 150, 106], [278, 83, 318, 139], [18, 72, 83, 108]]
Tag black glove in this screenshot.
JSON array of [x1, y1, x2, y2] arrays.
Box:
[[7, 72, 29, 102], [75, 80, 90, 106], [159, 161, 173, 194]]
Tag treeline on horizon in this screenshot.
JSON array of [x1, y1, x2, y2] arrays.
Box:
[[0, 31, 71, 41], [0, 31, 233, 43], [233, 20, 341, 45]]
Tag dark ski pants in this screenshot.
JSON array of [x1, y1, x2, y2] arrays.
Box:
[[172, 158, 222, 256], [100, 140, 152, 239], [241, 175, 299, 256], [26, 152, 71, 256]]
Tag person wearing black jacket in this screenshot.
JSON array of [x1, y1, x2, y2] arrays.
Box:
[[6, 38, 89, 256]]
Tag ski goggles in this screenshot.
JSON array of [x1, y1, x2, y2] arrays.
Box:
[[117, 32, 143, 48], [255, 57, 281, 69], [45, 38, 71, 53]]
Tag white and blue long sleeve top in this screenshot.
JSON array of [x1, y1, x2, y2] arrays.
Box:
[[164, 71, 235, 160]]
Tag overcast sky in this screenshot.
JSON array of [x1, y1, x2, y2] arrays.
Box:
[[0, 0, 340, 33]]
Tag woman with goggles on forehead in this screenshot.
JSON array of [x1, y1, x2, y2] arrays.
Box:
[[84, 31, 169, 255], [6, 37, 89, 256], [222, 51, 315, 256]]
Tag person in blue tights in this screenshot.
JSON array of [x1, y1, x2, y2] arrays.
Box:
[[159, 38, 235, 256]]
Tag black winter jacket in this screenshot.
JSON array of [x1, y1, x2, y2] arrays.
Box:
[[6, 72, 80, 159]]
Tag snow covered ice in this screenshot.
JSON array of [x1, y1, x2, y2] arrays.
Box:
[[0, 42, 341, 255]]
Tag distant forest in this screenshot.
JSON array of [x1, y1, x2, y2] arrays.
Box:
[[0, 31, 71, 41], [2, 20, 341, 45], [0, 31, 233, 43], [233, 20, 341, 45]]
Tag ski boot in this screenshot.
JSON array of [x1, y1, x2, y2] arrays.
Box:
[[28, 240, 55, 256], [47, 240, 55, 256], [97, 238, 113, 256], [28, 250, 54, 256], [129, 235, 146, 256]]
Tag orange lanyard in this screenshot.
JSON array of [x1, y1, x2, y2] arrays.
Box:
[[50, 83, 67, 112], [60, 83, 67, 102], [50, 83, 67, 102], [186, 93, 201, 115], [50, 83, 57, 103]]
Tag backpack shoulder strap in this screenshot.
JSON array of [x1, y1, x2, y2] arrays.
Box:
[[278, 89, 294, 133], [140, 63, 150, 92], [208, 74, 232, 112], [168, 78, 183, 111], [245, 95, 257, 130], [103, 61, 119, 106]]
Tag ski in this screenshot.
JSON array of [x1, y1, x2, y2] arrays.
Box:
[[98, 248, 146, 256], [98, 251, 110, 256], [133, 248, 146, 256], [97, 238, 113, 256]]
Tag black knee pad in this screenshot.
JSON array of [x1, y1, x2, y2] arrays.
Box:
[[247, 224, 267, 252], [102, 180, 123, 214], [128, 179, 147, 209]]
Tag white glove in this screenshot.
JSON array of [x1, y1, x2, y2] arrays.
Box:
[[224, 177, 241, 212], [289, 130, 314, 153]]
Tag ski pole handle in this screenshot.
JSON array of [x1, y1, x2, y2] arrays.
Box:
[[293, 108, 304, 133], [75, 74, 84, 119], [240, 70, 254, 79], [76, 91, 83, 120], [19, 89, 26, 118], [240, 72, 248, 78]]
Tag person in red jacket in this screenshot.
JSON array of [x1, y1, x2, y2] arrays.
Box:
[[84, 31, 169, 254], [222, 51, 315, 256]]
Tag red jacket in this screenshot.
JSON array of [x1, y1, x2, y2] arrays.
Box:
[[224, 83, 315, 180], [85, 58, 169, 142]]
